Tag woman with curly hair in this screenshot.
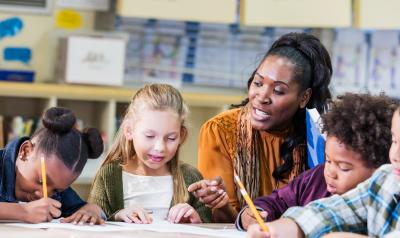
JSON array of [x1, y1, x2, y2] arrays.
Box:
[[237, 93, 396, 230], [189, 32, 333, 222]]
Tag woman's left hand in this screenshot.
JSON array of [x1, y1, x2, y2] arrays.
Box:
[[60, 203, 105, 225], [188, 176, 229, 209], [167, 203, 202, 224]]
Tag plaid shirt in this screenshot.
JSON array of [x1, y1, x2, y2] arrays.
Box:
[[283, 164, 400, 238]]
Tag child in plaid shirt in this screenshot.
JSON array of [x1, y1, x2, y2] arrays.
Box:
[[247, 104, 400, 238]]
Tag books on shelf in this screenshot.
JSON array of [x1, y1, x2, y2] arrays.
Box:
[[306, 108, 326, 168], [6, 116, 39, 143]]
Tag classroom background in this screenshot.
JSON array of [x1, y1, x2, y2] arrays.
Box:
[[0, 0, 399, 199]]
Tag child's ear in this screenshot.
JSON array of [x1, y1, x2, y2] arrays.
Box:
[[17, 140, 34, 161], [123, 121, 134, 140], [299, 88, 312, 109], [180, 126, 188, 144]]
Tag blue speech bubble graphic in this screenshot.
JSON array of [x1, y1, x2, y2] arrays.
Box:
[[0, 17, 24, 40], [4, 47, 31, 64]]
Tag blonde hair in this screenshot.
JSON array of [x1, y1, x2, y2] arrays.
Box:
[[103, 84, 189, 205]]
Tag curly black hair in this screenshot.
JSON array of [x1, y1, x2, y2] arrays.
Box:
[[321, 93, 396, 168]]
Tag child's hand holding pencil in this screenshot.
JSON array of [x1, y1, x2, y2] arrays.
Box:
[[233, 174, 269, 233], [241, 207, 268, 230]]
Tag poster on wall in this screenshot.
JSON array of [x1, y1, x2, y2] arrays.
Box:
[[331, 29, 368, 94], [367, 31, 400, 98]]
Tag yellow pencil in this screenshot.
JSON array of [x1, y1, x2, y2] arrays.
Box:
[[234, 174, 269, 233], [40, 157, 48, 198]]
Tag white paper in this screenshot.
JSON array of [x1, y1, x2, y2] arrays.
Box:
[[6, 219, 246, 238], [7, 219, 128, 232], [110, 220, 246, 238]]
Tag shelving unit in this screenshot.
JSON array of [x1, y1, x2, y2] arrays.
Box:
[[0, 81, 245, 187]]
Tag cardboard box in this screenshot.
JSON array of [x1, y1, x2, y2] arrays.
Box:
[[57, 35, 126, 86]]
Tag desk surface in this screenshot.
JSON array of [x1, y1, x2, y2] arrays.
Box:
[[0, 223, 239, 238]]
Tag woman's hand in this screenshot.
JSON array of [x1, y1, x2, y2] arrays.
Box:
[[167, 203, 201, 224], [188, 176, 229, 209], [241, 208, 268, 230], [61, 203, 105, 225], [114, 206, 153, 224], [22, 198, 61, 223]]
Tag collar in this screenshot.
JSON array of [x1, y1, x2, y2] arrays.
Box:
[[0, 137, 30, 202]]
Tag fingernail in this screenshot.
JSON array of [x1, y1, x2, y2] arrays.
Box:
[[218, 189, 223, 194], [210, 187, 217, 192]]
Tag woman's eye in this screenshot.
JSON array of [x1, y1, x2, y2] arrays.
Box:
[[253, 80, 262, 87], [273, 89, 284, 95], [168, 137, 176, 141], [145, 135, 154, 138]]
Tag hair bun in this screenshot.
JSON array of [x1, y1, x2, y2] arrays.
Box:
[[82, 128, 104, 159], [42, 107, 76, 134]]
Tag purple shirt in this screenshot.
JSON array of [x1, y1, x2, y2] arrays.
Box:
[[236, 164, 330, 230]]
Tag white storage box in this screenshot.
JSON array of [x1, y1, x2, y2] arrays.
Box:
[[57, 35, 126, 86]]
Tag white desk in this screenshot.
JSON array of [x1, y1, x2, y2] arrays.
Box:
[[0, 223, 240, 238]]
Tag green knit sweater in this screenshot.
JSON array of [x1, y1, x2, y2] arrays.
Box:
[[88, 161, 211, 223]]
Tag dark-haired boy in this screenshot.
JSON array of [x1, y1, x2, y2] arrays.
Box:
[[237, 93, 395, 231]]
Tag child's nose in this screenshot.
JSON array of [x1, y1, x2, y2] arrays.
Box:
[[154, 139, 166, 152], [326, 166, 337, 179]]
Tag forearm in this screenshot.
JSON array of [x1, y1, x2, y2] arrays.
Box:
[[212, 203, 238, 223], [322, 232, 368, 238], [0, 202, 27, 222]]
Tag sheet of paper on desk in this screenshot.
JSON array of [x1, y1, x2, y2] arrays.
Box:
[[109, 220, 245, 238], [6, 219, 245, 238], [6, 219, 130, 232]]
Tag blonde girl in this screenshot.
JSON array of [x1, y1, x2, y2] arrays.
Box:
[[88, 84, 211, 223]]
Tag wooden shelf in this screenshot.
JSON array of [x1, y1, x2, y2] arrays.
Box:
[[0, 81, 245, 107], [0, 81, 245, 186]]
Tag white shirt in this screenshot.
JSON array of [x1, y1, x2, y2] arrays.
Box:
[[122, 171, 173, 220]]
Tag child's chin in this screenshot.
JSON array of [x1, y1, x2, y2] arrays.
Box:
[[393, 168, 400, 177]]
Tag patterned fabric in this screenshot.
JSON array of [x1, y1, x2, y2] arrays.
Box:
[[198, 107, 307, 212], [283, 164, 400, 238], [234, 103, 261, 207], [88, 161, 211, 222]]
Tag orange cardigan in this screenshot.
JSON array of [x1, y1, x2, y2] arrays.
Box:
[[198, 108, 305, 212]]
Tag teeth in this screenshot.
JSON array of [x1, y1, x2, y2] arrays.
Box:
[[255, 109, 268, 116]]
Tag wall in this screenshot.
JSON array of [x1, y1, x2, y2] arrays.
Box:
[[0, 1, 95, 82]]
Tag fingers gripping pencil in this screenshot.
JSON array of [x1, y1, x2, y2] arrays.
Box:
[[234, 174, 269, 233]]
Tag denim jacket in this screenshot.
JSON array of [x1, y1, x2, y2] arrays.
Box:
[[0, 137, 86, 217]]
